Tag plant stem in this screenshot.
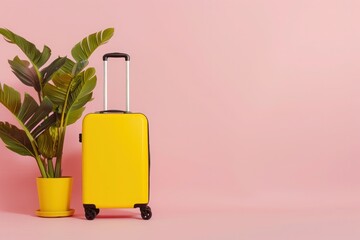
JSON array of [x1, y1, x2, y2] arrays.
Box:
[[32, 145, 47, 178], [54, 127, 65, 177], [47, 158, 54, 177], [35, 154, 48, 178]]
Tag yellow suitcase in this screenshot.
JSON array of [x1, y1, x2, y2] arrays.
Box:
[[81, 53, 152, 220]]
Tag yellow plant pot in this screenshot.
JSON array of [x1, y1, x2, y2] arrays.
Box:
[[36, 177, 75, 217]]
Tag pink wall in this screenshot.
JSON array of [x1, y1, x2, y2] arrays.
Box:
[[1, 0, 360, 214]]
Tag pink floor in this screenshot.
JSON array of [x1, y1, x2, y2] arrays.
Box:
[[1, 194, 359, 240], [1, 207, 359, 239]]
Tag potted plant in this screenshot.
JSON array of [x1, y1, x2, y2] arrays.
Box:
[[0, 27, 114, 217]]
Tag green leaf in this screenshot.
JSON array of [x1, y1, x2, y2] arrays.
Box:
[[0, 28, 51, 68], [0, 83, 21, 115], [66, 68, 96, 111], [25, 97, 53, 131], [43, 72, 73, 108], [72, 60, 89, 76], [52, 73, 72, 89], [43, 68, 96, 118], [59, 58, 75, 74], [71, 93, 93, 111], [64, 68, 96, 126], [43, 68, 96, 127], [8, 56, 41, 92], [71, 28, 114, 62], [41, 57, 67, 84], [43, 79, 68, 107], [37, 126, 58, 158], [17, 93, 39, 123], [0, 82, 57, 143], [31, 113, 57, 138], [0, 122, 35, 156], [66, 107, 85, 125], [36, 46, 51, 68]]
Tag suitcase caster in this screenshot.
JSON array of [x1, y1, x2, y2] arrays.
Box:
[[140, 206, 152, 220], [84, 204, 100, 220]]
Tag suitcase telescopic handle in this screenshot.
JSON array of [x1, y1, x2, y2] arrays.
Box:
[[103, 52, 130, 112]]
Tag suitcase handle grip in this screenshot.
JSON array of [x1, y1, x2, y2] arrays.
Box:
[[98, 110, 127, 114], [103, 52, 130, 112], [103, 53, 130, 61]]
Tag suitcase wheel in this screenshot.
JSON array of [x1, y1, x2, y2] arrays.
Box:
[[140, 206, 152, 220], [84, 205, 100, 220]]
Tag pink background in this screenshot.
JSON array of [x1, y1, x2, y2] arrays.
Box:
[[0, 0, 360, 239]]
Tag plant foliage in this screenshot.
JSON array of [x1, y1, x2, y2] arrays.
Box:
[[0, 28, 114, 177]]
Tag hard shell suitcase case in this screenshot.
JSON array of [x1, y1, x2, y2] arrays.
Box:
[[81, 53, 152, 220]]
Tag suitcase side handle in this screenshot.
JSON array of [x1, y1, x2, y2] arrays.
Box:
[[103, 52, 130, 112]]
